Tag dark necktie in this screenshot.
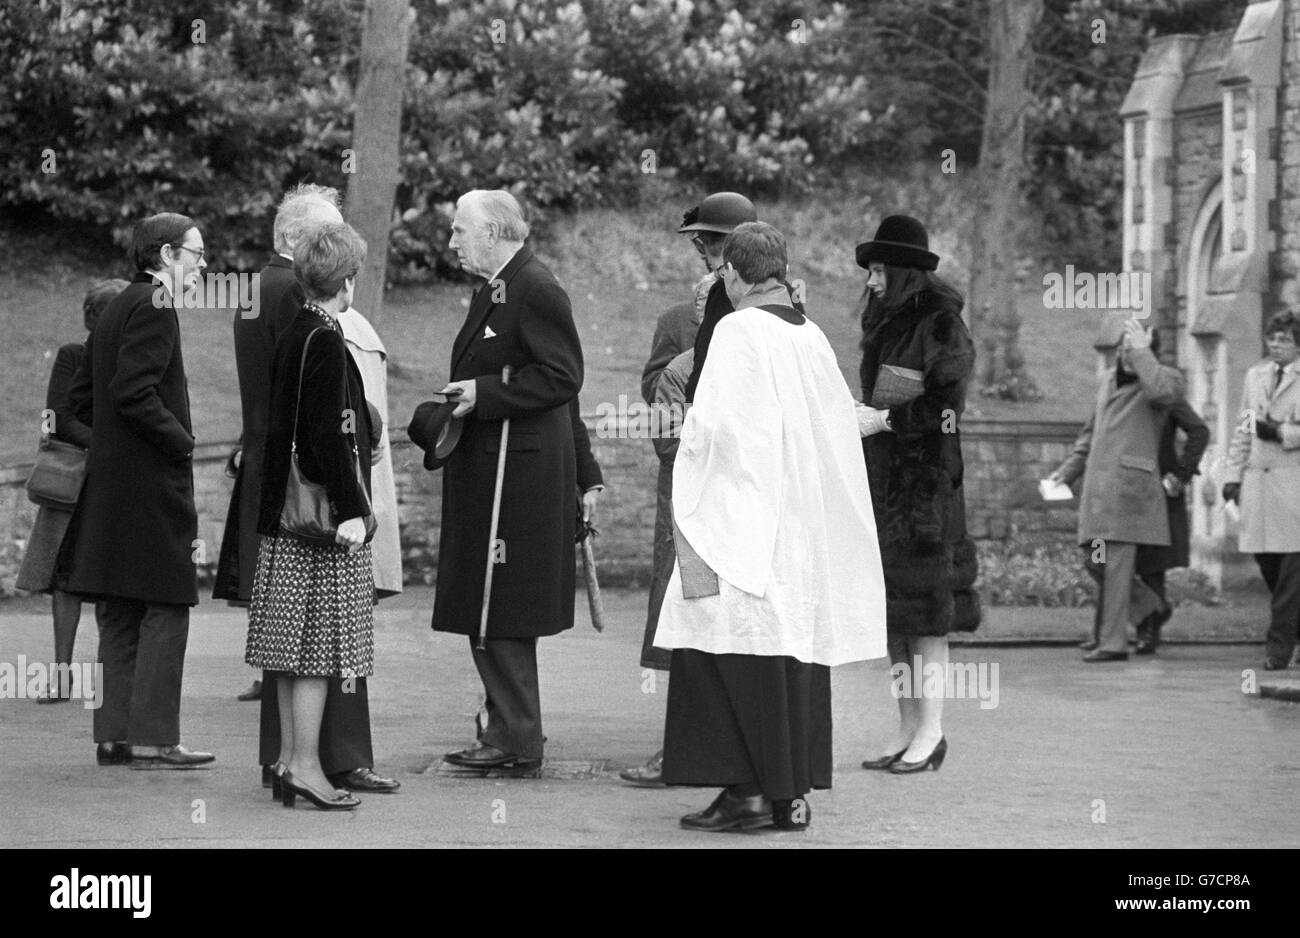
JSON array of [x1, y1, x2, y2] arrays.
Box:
[[1274, 365, 1285, 393]]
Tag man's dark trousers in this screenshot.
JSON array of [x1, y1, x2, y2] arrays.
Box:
[[470, 637, 543, 760], [1255, 553, 1300, 663], [93, 600, 190, 745], [258, 674, 374, 774]]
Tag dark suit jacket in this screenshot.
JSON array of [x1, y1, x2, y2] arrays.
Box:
[[640, 302, 697, 405], [1138, 396, 1209, 575], [64, 271, 198, 606], [214, 255, 303, 600], [431, 245, 584, 639], [47, 342, 93, 449], [257, 309, 374, 537]]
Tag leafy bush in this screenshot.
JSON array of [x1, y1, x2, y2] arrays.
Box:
[[976, 540, 1096, 608], [0, 0, 357, 270], [976, 539, 1225, 607], [0, 0, 876, 277]]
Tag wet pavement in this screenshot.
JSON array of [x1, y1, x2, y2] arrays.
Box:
[[1, 588, 1296, 848]]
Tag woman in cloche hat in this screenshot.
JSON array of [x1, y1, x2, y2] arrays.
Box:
[[854, 215, 981, 774]]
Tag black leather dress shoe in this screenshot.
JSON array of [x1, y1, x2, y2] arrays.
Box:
[[680, 789, 773, 832], [1082, 649, 1128, 663], [1078, 639, 1099, 651], [96, 742, 131, 766], [261, 764, 274, 789], [237, 680, 263, 702], [129, 744, 216, 769], [328, 767, 400, 793], [1264, 657, 1289, 671], [619, 750, 664, 787], [444, 743, 519, 768]]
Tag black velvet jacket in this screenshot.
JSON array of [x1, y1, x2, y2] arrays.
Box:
[[257, 307, 374, 537]]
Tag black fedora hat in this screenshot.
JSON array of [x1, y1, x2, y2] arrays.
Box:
[[407, 394, 463, 470], [855, 215, 940, 271]]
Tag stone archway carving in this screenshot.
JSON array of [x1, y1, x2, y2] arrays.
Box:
[[1182, 181, 1227, 585]]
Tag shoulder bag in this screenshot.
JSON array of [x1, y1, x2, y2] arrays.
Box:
[[279, 327, 378, 548], [25, 435, 88, 508]]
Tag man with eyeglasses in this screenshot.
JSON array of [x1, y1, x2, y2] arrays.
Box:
[[1223, 311, 1300, 671], [64, 212, 215, 768]]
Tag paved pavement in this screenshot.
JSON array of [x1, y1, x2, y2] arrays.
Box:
[[1, 588, 1297, 848]]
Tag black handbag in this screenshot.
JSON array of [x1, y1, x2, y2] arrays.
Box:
[[25, 435, 88, 508], [278, 327, 378, 548]]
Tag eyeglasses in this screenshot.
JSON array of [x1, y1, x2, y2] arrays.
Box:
[[171, 244, 206, 260], [691, 234, 724, 254]]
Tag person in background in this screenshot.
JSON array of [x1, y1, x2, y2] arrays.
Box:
[[245, 221, 376, 810], [1128, 331, 1208, 656], [64, 213, 215, 768], [1050, 318, 1184, 663], [1222, 311, 1300, 671], [855, 215, 980, 772], [619, 346, 692, 787], [679, 192, 759, 404], [338, 305, 403, 600], [621, 193, 754, 787], [17, 279, 127, 702]]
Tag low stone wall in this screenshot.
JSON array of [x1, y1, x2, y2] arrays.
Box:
[[0, 416, 1083, 593], [960, 418, 1081, 548]]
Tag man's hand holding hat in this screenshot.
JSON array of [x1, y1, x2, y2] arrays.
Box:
[[442, 379, 477, 417]]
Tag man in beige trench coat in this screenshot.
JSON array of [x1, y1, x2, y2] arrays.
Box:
[[1222, 311, 1300, 670], [339, 305, 403, 598], [1051, 319, 1185, 662]]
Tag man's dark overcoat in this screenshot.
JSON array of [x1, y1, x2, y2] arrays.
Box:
[[431, 246, 584, 639], [64, 272, 198, 606], [213, 255, 303, 601]]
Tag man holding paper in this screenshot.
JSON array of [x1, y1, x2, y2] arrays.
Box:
[[1049, 318, 1184, 662]]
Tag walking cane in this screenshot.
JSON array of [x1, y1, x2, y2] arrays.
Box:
[[477, 365, 512, 651]]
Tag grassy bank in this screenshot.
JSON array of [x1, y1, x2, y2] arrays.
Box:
[[0, 176, 1104, 466]]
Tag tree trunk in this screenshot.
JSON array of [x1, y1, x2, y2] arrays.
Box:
[[968, 0, 1043, 401], [344, 0, 414, 335]]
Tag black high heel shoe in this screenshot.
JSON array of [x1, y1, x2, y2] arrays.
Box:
[[280, 770, 360, 811], [861, 750, 906, 770], [271, 762, 287, 803], [890, 737, 947, 774]]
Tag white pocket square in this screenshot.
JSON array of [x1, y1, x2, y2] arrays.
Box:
[[483, 325, 497, 339]]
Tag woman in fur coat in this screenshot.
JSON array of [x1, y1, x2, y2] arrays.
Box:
[[854, 215, 980, 774]]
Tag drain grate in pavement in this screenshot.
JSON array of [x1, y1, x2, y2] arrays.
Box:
[[421, 758, 615, 780]]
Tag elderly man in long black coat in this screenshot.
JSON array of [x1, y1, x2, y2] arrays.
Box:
[[419, 189, 583, 773], [213, 184, 397, 794], [63, 213, 214, 768]]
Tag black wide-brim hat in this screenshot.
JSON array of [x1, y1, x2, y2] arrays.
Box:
[[855, 214, 940, 271], [407, 395, 463, 470]]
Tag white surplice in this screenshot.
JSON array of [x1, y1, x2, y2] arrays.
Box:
[[654, 305, 887, 667]]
